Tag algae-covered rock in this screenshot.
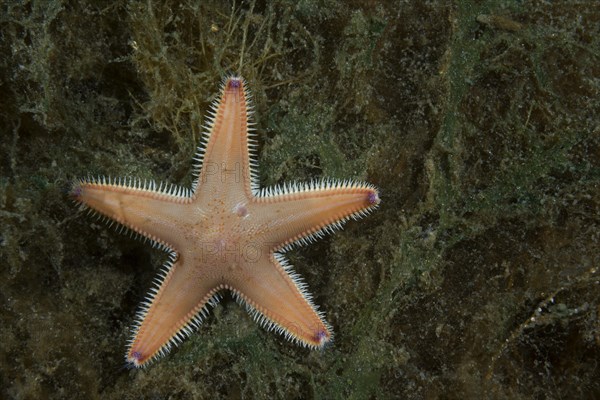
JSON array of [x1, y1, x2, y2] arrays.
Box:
[[0, 1, 598, 398]]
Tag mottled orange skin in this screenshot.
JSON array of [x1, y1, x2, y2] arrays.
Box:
[[72, 77, 379, 367]]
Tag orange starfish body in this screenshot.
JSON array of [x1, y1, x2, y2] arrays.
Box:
[[71, 76, 380, 367]]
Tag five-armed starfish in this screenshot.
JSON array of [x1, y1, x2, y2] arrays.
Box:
[[71, 76, 380, 367]]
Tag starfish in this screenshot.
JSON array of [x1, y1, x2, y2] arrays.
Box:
[[71, 76, 380, 367]]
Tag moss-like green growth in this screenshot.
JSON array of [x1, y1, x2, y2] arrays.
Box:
[[1, 0, 598, 398]]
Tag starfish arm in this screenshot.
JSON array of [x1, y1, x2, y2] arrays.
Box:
[[255, 180, 380, 250], [231, 253, 332, 348], [70, 177, 195, 250], [193, 76, 257, 200], [126, 252, 219, 367]]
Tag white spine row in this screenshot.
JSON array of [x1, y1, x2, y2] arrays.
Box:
[[79, 175, 192, 200]]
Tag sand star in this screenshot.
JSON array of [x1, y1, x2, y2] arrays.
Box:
[[71, 76, 380, 367]]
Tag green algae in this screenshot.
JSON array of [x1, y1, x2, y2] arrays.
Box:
[[1, 0, 599, 399]]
